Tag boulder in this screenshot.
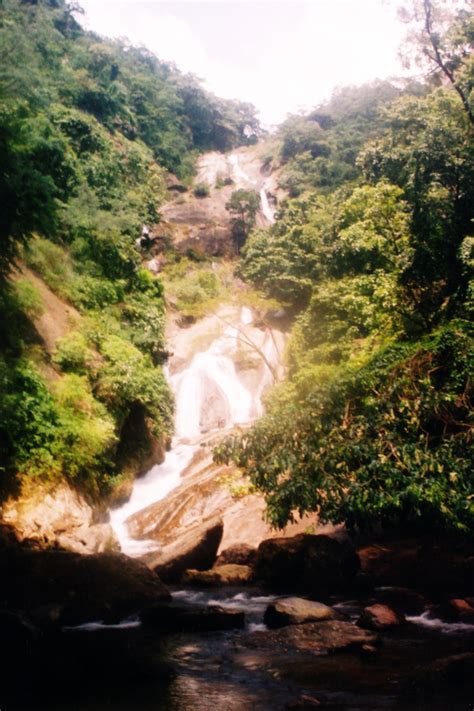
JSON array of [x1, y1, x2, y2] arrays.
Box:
[[264, 597, 337, 629], [216, 543, 257, 567], [145, 519, 223, 583], [440, 598, 474, 623], [242, 620, 377, 655], [358, 603, 405, 630], [2, 483, 119, 554], [357, 538, 474, 596], [2, 549, 171, 624], [255, 534, 360, 595], [140, 601, 245, 632], [183, 564, 254, 586]]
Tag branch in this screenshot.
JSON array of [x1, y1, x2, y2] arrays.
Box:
[[215, 313, 280, 382], [423, 0, 474, 125]]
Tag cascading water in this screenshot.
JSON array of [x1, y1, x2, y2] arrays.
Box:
[[110, 306, 281, 555], [260, 184, 275, 224], [228, 153, 275, 225]]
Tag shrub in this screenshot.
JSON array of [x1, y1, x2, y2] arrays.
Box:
[[193, 182, 210, 198]]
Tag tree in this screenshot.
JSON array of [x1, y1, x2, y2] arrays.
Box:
[[225, 189, 260, 253], [399, 0, 474, 124]]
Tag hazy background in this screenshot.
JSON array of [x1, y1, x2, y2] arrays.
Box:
[[79, 0, 407, 126]]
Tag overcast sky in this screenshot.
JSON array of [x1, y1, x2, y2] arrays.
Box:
[[78, 0, 407, 126]]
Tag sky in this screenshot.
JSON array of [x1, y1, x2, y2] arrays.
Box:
[[78, 0, 407, 127]]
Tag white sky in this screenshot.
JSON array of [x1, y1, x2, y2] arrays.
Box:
[[78, 0, 407, 126]]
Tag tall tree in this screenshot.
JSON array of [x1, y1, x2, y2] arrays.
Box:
[[399, 0, 474, 124]]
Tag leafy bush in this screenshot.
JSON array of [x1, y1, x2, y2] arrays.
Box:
[[13, 279, 44, 319], [193, 182, 210, 198], [215, 323, 474, 535]]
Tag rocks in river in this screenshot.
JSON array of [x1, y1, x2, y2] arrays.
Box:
[[255, 533, 360, 595], [183, 563, 254, 586], [216, 543, 257, 567], [2, 549, 171, 625], [439, 598, 474, 623], [146, 519, 224, 583], [357, 603, 405, 630], [264, 597, 338, 629], [357, 537, 474, 596], [140, 601, 245, 632], [242, 620, 377, 655]]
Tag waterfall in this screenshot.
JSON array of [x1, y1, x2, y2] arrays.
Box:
[[109, 306, 281, 555], [227, 153, 275, 225], [260, 186, 275, 224]]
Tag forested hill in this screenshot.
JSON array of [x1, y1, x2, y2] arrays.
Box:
[[216, 5, 474, 537], [0, 0, 259, 501]]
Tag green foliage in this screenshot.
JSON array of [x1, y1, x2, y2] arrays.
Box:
[[226, 189, 261, 252], [215, 323, 473, 535], [53, 331, 94, 373], [13, 279, 44, 319], [229, 56, 473, 535], [193, 182, 210, 198]]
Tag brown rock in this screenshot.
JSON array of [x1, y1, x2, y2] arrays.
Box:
[[242, 620, 377, 655], [444, 598, 474, 623], [264, 597, 337, 629], [216, 543, 257, 567], [2, 483, 119, 554], [358, 603, 405, 630], [2, 549, 171, 625], [183, 564, 254, 586], [256, 534, 360, 595], [145, 519, 223, 583], [357, 538, 474, 596]]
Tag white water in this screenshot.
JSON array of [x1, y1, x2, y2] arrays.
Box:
[[110, 306, 281, 556], [228, 153, 275, 225], [407, 611, 474, 634], [260, 185, 275, 224]]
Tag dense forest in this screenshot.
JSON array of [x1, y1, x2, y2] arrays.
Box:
[[216, 3, 474, 536], [0, 0, 258, 498]]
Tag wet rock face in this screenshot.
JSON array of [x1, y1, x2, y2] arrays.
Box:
[[357, 603, 405, 630], [256, 534, 360, 595], [2, 549, 171, 625], [183, 564, 254, 586], [145, 519, 224, 583], [140, 601, 245, 632], [264, 598, 338, 629], [2, 484, 118, 554], [198, 375, 230, 432]]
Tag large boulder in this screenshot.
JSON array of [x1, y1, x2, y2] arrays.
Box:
[[144, 519, 223, 583], [2, 483, 118, 554], [358, 603, 405, 630], [183, 564, 254, 586], [255, 534, 360, 595], [357, 537, 474, 596], [264, 597, 338, 629], [242, 620, 377, 655], [140, 601, 245, 632], [216, 543, 257, 567], [2, 549, 170, 624]]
